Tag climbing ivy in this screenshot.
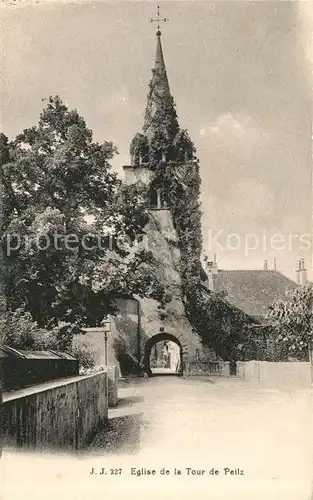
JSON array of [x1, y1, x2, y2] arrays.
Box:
[[151, 149, 232, 358], [130, 72, 257, 359], [133, 128, 252, 358]]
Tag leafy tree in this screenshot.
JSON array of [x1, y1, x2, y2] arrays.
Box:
[[0, 307, 69, 350], [267, 283, 313, 360], [3, 96, 119, 224], [71, 342, 96, 372], [1, 96, 162, 334]]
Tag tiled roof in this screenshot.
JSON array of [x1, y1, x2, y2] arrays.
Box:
[[211, 269, 298, 319]]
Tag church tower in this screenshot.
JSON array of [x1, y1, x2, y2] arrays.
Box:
[[124, 28, 195, 204], [122, 24, 204, 375]]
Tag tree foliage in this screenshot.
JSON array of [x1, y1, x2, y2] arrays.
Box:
[[0, 307, 95, 369], [267, 283, 313, 360], [3, 96, 119, 223], [1, 96, 163, 336]]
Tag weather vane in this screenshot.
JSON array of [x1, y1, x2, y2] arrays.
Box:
[[149, 5, 169, 34]]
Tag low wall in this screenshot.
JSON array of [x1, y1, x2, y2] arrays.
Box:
[[2, 371, 108, 452], [184, 360, 230, 377], [237, 361, 312, 388]]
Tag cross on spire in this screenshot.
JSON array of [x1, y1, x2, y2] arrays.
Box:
[[149, 5, 169, 36]]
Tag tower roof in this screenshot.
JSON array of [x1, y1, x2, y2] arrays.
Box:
[[129, 23, 196, 169], [143, 31, 179, 141], [154, 31, 170, 88]]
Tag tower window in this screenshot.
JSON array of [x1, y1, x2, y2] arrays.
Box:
[[184, 149, 192, 162], [149, 188, 158, 209], [155, 150, 162, 162], [134, 153, 140, 167], [160, 192, 170, 209]]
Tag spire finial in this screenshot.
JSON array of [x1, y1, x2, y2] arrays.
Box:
[[149, 5, 169, 36]]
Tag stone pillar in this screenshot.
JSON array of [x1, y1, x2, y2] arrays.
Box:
[[108, 366, 119, 407], [220, 361, 230, 377]]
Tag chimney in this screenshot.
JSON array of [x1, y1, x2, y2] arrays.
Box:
[[273, 258, 277, 271], [296, 259, 308, 286], [263, 260, 268, 271]]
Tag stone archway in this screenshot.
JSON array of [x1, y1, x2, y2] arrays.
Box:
[[143, 333, 183, 377]]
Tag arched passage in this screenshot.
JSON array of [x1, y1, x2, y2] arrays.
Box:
[[143, 333, 183, 377]]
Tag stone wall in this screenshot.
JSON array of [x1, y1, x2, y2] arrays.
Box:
[[2, 372, 108, 452], [237, 361, 312, 389], [135, 210, 202, 360], [73, 208, 204, 376], [123, 165, 153, 185], [73, 299, 140, 374]]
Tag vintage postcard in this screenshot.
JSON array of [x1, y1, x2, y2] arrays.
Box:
[[0, 1, 312, 499]]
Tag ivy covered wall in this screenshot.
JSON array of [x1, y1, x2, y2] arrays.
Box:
[[126, 32, 258, 361]]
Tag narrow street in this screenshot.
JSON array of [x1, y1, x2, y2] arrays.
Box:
[[1, 376, 312, 500], [88, 376, 312, 492]]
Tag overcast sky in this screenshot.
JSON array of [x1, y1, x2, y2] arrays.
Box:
[[2, 1, 313, 280]]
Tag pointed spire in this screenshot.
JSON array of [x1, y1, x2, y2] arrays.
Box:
[[154, 32, 169, 89], [143, 32, 179, 141], [129, 20, 195, 170]]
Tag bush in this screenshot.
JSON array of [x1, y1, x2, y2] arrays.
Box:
[[0, 307, 94, 368], [70, 343, 96, 371], [48, 321, 82, 351], [0, 307, 44, 349]]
